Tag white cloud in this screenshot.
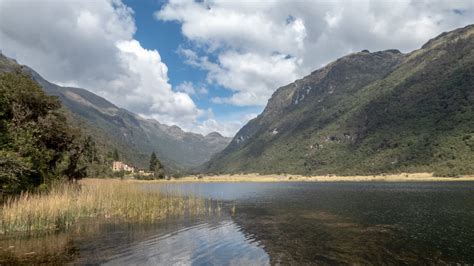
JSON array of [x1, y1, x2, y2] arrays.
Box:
[[176, 81, 196, 94], [176, 81, 208, 95], [2, 0, 473, 137], [198, 87, 209, 94], [196, 119, 242, 138], [0, 0, 204, 131], [208, 51, 300, 106], [192, 112, 259, 137], [157, 0, 474, 107], [178, 48, 301, 106], [158, 1, 306, 55]]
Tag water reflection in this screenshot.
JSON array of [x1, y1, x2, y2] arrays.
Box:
[[1, 215, 269, 265], [2, 182, 474, 264], [103, 219, 269, 265]]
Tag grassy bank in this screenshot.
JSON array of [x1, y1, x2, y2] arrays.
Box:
[[169, 173, 474, 183], [0, 179, 204, 234]]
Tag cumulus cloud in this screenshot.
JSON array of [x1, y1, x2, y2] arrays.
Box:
[[176, 81, 208, 95], [196, 119, 243, 137], [192, 112, 258, 137], [0, 0, 203, 130], [2, 0, 473, 137], [156, 0, 474, 106], [205, 51, 300, 106]]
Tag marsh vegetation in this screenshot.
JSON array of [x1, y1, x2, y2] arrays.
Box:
[[0, 179, 205, 234]]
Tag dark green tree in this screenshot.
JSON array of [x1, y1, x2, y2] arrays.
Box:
[[149, 152, 158, 171], [0, 72, 88, 195], [149, 152, 164, 179], [83, 136, 99, 163], [112, 148, 120, 161]]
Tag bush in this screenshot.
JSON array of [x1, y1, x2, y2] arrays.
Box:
[[112, 170, 125, 178], [432, 168, 461, 177]]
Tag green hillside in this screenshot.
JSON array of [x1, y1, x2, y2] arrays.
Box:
[[204, 25, 474, 176], [0, 55, 230, 173]]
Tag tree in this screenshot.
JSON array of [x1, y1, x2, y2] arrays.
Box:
[[83, 136, 99, 164], [149, 152, 164, 179], [0, 72, 89, 195], [113, 149, 119, 161], [149, 152, 158, 171]]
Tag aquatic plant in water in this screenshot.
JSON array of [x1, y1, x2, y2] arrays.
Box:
[[0, 179, 206, 234]]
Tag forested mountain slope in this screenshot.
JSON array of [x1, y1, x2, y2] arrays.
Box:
[[204, 25, 474, 176]]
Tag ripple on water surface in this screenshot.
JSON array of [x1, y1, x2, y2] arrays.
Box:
[[83, 218, 270, 265]]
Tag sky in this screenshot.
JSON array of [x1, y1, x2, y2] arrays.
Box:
[[0, 0, 473, 137]]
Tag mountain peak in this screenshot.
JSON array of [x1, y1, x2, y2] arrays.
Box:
[[258, 45, 405, 123], [0, 52, 20, 72], [165, 125, 184, 135], [421, 24, 474, 50], [206, 132, 224, 138], [205, 24, 474, 176]]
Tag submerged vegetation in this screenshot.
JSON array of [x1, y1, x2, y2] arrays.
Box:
[[0, 179, 205, 234]]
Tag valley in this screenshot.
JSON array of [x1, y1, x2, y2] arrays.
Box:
[[1, 3, 473, 263]]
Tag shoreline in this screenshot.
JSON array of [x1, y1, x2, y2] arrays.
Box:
[[137, 173, 474, 183]]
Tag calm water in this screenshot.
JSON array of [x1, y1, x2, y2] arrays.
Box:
[[2, 182, 474, 264]]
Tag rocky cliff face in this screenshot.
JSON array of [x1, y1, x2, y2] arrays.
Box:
[[204, 25, 474, 176], [0, 54, 231, 171]]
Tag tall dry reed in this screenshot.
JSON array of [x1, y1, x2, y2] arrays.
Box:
[[0, 179, 205, 234]]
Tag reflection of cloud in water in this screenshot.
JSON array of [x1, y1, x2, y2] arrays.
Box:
[[103, 219, 269, 265]]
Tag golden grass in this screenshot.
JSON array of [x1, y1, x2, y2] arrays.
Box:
[[3, 173, 472, 233], [0, 179, 205, 234], [165, 173, 474, 183]]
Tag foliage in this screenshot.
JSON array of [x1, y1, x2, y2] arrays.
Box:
[[0, 72, 99, 196], [112, 148, 119, 161], [149, 152, 158, 171], [149, 152, 165, 179]]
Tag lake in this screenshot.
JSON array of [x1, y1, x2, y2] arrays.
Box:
[[2, 182, 474, 264]]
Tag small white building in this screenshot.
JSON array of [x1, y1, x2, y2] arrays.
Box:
[[138, 170, 153, 176], [112, 161, 135, 173]]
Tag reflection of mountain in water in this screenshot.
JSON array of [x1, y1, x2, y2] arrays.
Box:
[[140, 182, 474, 264], [4, 182, 474, 264], [229, 182, 474, 264], [232, 207, 416, 264]]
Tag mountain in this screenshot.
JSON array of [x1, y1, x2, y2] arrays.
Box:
[[0, 54, 230, 171], [204, 25, 474, 176]]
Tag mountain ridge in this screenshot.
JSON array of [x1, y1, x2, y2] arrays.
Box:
[[0, 53, 231, 171], [204, 24, 474, 176]]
